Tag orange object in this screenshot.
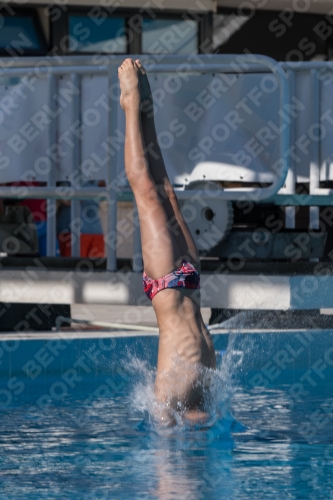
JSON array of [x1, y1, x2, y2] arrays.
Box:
[[58, 232, 105, 258]]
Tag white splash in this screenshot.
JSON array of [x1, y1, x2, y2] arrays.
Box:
[[124, 338, 245, 432]]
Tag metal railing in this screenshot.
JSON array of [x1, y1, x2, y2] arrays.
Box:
[[2, 55, 333, 270], [269, 61, 333, 229], [0, 54, 291, 271], [114, 55, 291, 201], [0, 62, 117, 268]]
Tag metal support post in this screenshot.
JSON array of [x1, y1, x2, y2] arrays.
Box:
[[284, 70, 296, 229], [70, 73, 81, 257], [46, 74, 57, 257], [310, 69, 320, 230], [106, 64, 119, 271]]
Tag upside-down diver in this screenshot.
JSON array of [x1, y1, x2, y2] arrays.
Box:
[[118, 58, 216, 425]]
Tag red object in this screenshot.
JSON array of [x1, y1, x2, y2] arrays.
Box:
[[58, 232, 105, 258], [143, 260, 200, 301]]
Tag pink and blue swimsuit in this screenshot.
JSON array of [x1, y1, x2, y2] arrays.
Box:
[[143, 260, 200, 301]]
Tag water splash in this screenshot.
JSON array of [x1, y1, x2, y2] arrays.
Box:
[[124, 340, 245, 433]]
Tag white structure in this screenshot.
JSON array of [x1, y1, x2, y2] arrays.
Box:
[[0, 54, 332, 310]]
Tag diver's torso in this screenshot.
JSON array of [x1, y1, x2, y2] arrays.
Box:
[[152, 287, 216, 378]]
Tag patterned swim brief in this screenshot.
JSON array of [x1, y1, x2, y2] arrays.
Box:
[[143, 260, 200, 301]]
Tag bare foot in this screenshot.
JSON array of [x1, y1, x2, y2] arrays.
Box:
[[118, 58, 140, 112]]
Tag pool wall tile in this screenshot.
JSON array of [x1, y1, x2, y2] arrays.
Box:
[[1, 331, 332, 389], [0, 336, 160, 379]]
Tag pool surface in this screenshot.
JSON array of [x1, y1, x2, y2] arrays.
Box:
[[1, 330, 333, 499]]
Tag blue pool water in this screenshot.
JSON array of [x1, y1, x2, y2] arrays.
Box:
[[1, 331, 333, 499]]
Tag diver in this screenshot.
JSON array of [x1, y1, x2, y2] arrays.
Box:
[[118, 58, 216, 425]]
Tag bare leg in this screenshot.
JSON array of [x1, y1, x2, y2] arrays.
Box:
[[118, 58, 182, 279], [135, 60, 200, 269]]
